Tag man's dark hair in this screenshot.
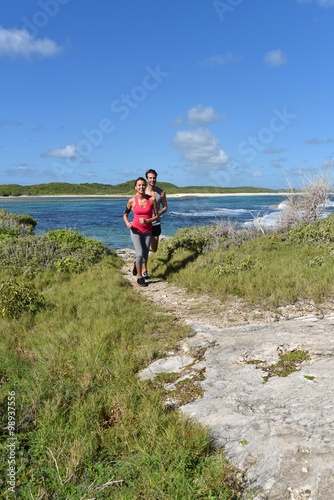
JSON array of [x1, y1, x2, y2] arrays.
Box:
[[145, 169, 158, 178]]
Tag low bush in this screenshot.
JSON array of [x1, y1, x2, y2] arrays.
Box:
[[52, 256, 88, 273], [0, 209, 37, 237], [282, 212, 334, 246], [0, 280, 45, 318], [213, 255, 258, 277], [277, 167, 332, 230], [45, 227, 91, 244], [0, 228, 112, 277], [159, 220, 263, 263], [160, 226, 214, 259]]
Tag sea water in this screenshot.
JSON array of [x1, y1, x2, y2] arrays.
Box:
[[1, 195, 333, 249]]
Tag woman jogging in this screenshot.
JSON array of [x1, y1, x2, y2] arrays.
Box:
[[123, 177, 158, 287]]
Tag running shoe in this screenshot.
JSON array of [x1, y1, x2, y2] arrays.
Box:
[[132, 260, 137, 276], [137, 277, 148, 287], [142, 271, 150, 279]]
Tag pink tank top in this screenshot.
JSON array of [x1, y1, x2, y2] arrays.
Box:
[[132, 195, 153, 233]]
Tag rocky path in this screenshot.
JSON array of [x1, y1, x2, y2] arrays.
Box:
[[117, 249, 334, 500]]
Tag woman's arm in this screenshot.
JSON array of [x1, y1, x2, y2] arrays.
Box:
[[123, 199, 134, 228], [139, 197, 159, 224]]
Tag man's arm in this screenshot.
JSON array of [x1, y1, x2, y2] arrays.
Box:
[[159, 190, 167, 216]]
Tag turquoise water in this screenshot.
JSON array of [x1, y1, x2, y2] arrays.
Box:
[[1, 195, 332, 249]]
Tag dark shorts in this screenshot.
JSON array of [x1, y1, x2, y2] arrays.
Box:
[[152, 224, 161, 237]]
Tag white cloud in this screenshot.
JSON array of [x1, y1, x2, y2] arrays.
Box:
[[297, 0, 334, 6], [32, 124, 48, 132], [304, 137, 334, 144], [171, 128, 229, 174], [82, 172, 98, 178], [272, 162, 284, 169], [252, 171, 264, 177], [42, 144, 80, 159], [119, 169, 134, 176], [0, 27, 62, 59], [0, 119, 23, 127], [264, 147, 288, 154], [187, 105, 227, 126], [200, 52, 242, 68], [264, 49, 287, 68], [4, 164, 56, 178], [285, 166, 318, 177], [169, 116, 183, 127], [317, 0, 334, 5]]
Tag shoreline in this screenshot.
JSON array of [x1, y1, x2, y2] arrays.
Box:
[[0, 192, 289, 201]]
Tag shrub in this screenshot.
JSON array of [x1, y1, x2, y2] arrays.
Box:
[[280, 213, 334, 247], [158, 220, 267, 264], [52, 256, 87, 273], [160, 226, 213, 259], [277, 166, 332, 231], [0, 209, 37, 237], [213, 255, 258, 277], [0, 227, 20, 240], [0, 280, 45, 318], [45, 228, 87, 244], [0, 229, 112, 277]]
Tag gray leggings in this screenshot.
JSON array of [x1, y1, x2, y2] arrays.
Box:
[[130, 228, 151, 266]]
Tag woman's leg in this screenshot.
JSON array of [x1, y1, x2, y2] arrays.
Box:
[[142, 232, 153, 274], [130, 230, 152, 279], [142, 232, 151, 264], [130, 229, 145, 278]]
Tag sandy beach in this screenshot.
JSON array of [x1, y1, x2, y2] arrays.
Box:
[[168, 192, 287, 198], [0, 192, 288, 200]]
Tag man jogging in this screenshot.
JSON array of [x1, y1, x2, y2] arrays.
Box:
[[142, 169, 168, 279]]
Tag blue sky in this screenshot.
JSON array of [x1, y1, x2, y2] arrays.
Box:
[[1, 0, 333, 189]]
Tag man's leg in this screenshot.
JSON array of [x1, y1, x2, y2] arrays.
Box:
[[143, 225, 160, 273], [149, 224, 161, 253], [149, 235, 159, 252]]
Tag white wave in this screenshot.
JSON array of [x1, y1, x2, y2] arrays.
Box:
[[169, 208, 249, 217], [243, 211, 280, 230], [244, 205, 334, 230], [277, 201, 288, 210], [278, 198, 334, 210]]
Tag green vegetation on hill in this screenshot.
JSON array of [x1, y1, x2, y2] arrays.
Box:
[[176, 185, 278, 194], [0, 181, 280, 197], [0, 209, 243, 499]]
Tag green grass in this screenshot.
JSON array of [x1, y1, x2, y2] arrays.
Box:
[[150, 218, 334, 308], [0, 255, 243, 499], [245, 351, 311, 383], [166, 376, 205, 406], [261, 351, 310, 383]]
